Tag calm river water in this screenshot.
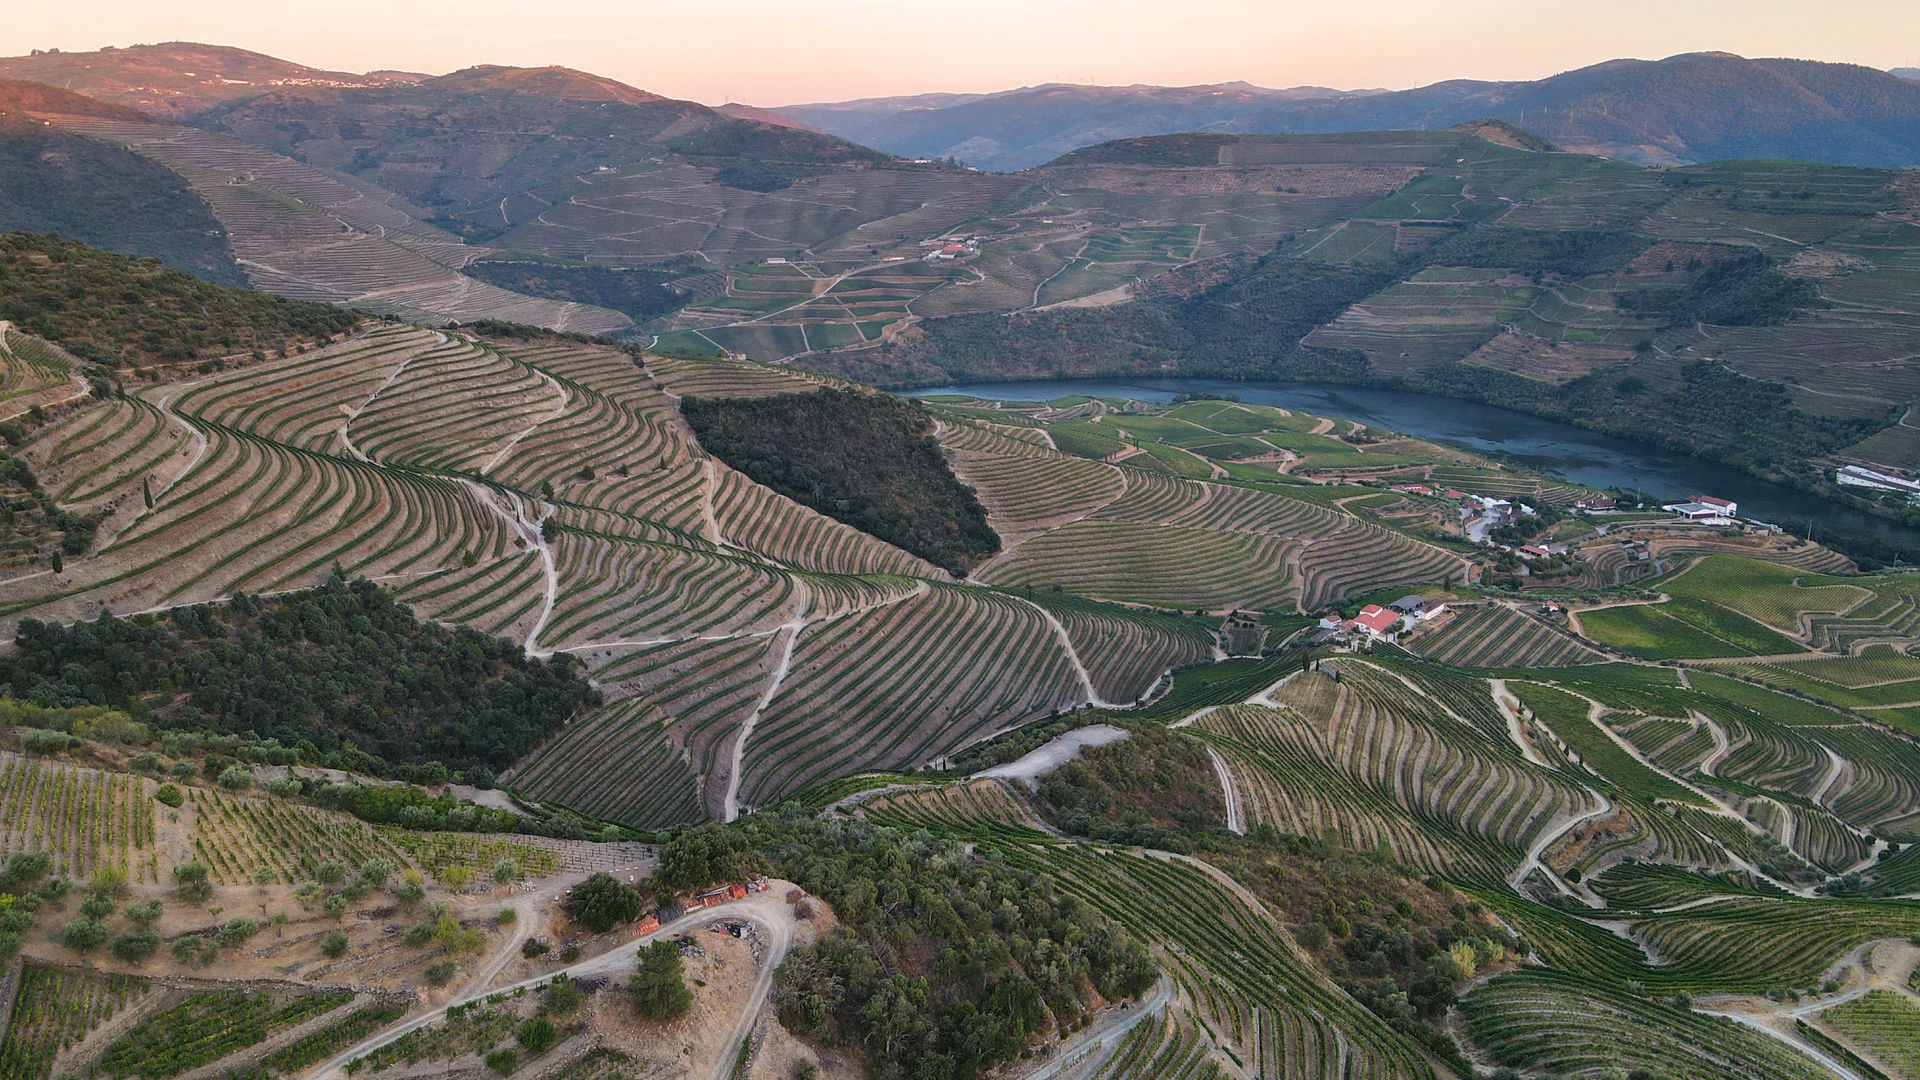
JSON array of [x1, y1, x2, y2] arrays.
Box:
[[905, 378, 1920, 558]]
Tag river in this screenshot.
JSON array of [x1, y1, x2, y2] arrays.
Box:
[[905, 377, 1920, 559]]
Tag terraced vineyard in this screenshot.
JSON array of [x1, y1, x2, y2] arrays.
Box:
[[943, 421, 1469, 612], [1196, 662, 1601, 881], [1405, 603, 1602, 667], [16, 321, 1459, 828], [0, 964, 149, 1080], [0, 754, 159, 881], [0, 324, 83, 423], [35, 117, 632, 334]]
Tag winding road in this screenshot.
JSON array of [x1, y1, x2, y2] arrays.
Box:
[[311, 886, 801, 1080]]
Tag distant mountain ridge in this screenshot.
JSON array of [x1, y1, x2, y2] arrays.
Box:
[[0, 42, 423, 117], [781, 53, 1920, 170]]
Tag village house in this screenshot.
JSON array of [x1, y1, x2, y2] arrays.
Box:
[[1347, 604, 1403, 637]]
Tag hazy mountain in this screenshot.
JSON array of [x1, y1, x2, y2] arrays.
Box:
[[788, 54, 1920, 170], [782, 81, 1378, 170], [182, 63, 891, 240], [1894, 67, 1920, 81], [0, 42, 422, 117], [0, 79, 242, 283], [715, 102, 820, 132]]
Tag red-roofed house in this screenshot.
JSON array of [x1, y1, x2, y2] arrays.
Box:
[[1347, 604, 1402, 637]]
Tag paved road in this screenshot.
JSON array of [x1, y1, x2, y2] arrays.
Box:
[[312, 887, 800, 1080]]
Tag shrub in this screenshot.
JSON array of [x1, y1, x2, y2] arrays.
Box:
[[217, 766, 253, 790], [496, 909, 516, 926], [562, 873, 643, 934], [78, 892, 116, 921], [265, 777, 302, 797], [173, 861, 212, 904], [514, 1017, 556, 1054], [217, 918, 260, 946], [61, 918, 108, 951], [403, 922, 435, 948], [320, 930, 348, 958], [484, 1050, 516, 1074], [542, 979, 584, 1017], [89, 866, 128, 896], [123, 899, 164, 928], [110, 930, 160, 963], [424, 959, 457, 986], [1, 851, 51, 886], [522, 939, 550, 959]]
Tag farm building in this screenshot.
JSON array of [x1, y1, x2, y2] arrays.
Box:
[[1347, 604, 1402, 637], [1664, 495, 1737, 521], [1837, 465, 1920, 499], [1390, 595, 1429, 616]]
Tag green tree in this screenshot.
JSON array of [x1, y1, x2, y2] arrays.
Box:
[[2, 851, 52, 887], [124, 898, 164, 929], [154, 783, 184, 808], [173, 861, 213, 905], [60, 918, 108, 952], [515, 1017, 556, 1054], [110, 930, 160, 964], [425, 959, 457, 986], [563, 873, 643, 934], [320, 930, 349, 958], [628, 941, 693, 1021]]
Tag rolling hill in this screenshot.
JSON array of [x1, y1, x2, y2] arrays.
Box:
[[0, 79, 242, 284], [0, 41, 422, 116], [784, 53, 1920, 170], [0, 229, 1913, 1080]]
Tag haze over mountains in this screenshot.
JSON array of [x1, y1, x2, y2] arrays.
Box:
[[782, 52, 1920, 170]]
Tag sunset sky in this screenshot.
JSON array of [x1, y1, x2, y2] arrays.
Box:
[[5, 0, 1917, 105]]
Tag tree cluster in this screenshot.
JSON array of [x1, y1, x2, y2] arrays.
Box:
[[1618, 251, 1823, 326], [1034, 723, 1225, 847], [1429, 227, 1650, 278], [0, 115, 244, 286], [461, 260, 687, 322], [681, 390, 999, 574], [0, 232, 357, 367], [758, 816, 1156, 1080], [0, 574, 598, 779]]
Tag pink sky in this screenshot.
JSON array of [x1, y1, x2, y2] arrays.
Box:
[[4, 0, 1916, 105]]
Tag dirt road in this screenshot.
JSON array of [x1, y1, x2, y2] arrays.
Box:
[[313, 886, 801, 1080]]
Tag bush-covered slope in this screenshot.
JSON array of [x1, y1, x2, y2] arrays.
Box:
[[844, 257, 1392, 387], [0, 575, 598, 780], [681, 389, 998, 574], [0, 232, 358, 367], [748, 817, 1157, 1080], [0, 80, 242, 284], [192, 70, 891, 242]]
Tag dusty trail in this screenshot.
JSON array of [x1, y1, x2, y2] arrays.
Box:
[[462, 481, 557, 656], [1489, 679, 1554, 767], [1697, 712, 1732, 777], [313, 888, 800, 1080], [724, 584, 812, 822], [1012, 593, 1114, 708], [480, 366, 568, 476], [1509, 794, 1614, 894], [1207, 746, 1245, 834]]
